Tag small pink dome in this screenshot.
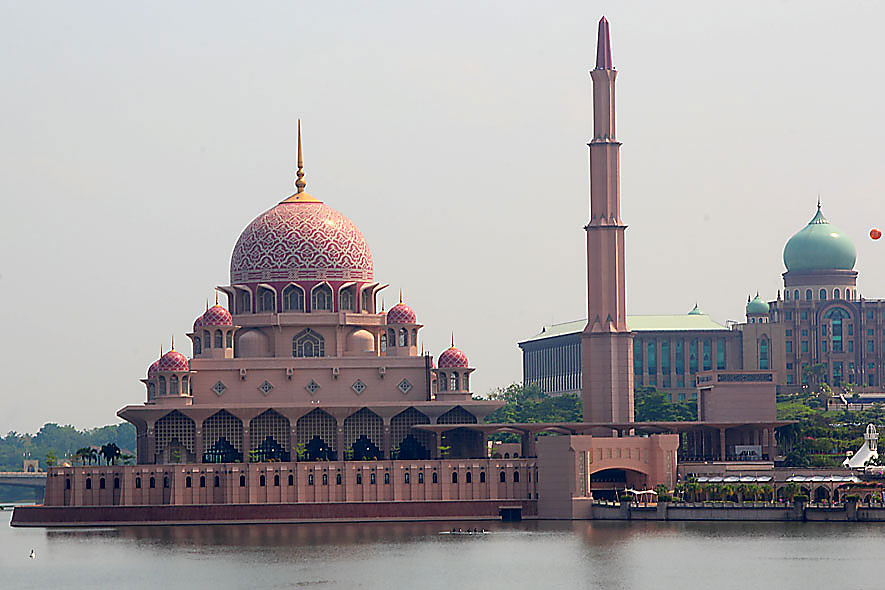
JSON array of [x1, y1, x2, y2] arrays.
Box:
[[202, 305, 233, 326], [387, 302, 417, 324], [438, 347, 469, 368], [147, 360, 160, 378], [192, 314, 203, 332], [157, 350, 189, 372]]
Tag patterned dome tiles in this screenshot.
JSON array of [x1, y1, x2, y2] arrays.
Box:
[[230, 202, 373, 284], [202, 305, 233, 326], [147, 360, 160, 378], [387, 303, 417, 324], [157, 350, 189, 372], [438, 347, 469, 368]]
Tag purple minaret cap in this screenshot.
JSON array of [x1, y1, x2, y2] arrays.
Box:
[[595, 16, 613, 70]]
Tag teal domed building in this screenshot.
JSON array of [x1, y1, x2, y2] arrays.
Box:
[[783, 206, 857, 273]]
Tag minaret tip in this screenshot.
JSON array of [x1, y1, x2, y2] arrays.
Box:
[[295, 119, 306, 194], [595, 16, 613, 70], [451, 332, 455, 348], [399, 289, 403, 304], [817, 194, 821, 210]]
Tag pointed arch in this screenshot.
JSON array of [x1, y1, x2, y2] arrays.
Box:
[[293, 328, 325, 358], [282, 283, 305, 312], [202, 410, 243, 463], [311, 283, 333, 312]]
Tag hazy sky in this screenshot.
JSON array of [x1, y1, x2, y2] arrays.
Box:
[[2, 1, 884, 434]]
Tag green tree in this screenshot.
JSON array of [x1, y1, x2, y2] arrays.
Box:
[[634, 387, 697, 422]]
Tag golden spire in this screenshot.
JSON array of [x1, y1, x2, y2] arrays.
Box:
[[215, 291, 219, 305], [205, 299, 209, 312], [399, 289, 403, 304], [171, 335, 175, 351], [381, 297, 385, 312], [451, 333, 455, 348], [295, 119, 306, 194]]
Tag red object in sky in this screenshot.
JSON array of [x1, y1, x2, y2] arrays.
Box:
[[871, 228, 882, 240]]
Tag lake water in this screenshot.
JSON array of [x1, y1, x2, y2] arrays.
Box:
[[3, 508, 885, 589]]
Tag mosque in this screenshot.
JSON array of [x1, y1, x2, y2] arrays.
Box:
[[15, 16, 793, 526]]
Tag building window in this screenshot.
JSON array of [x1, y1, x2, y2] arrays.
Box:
[[308, 474, 314, 486], [258, 287, 275, 313], [821, 341, 827, 352], [370, 472, 376, 485], [480, 471, 486, 483], [283, 285, 305, 312], [675, 340, 684, 375], [633, 339, 643, 376], [150, 477, 156, 489], [786, 329, 792, 337], [801, 311, 808, 320], [802, 341, 808, 353], [311, 284, 333, 311], [361, 289, 373, 313], [164, 476, 170, 488], [418, 472, 424, 484], [785, 290, 790, 300], [384, 472, 389, 485], [786, 311, 793, 320], [786, 341, 793, 353], [85, 478, 92, 490], [336, 473, 342, 485], [450, 373, 459, 391], [805, 289, 812, 301], [786, 374, 794, 384], [399, 328, 408, 347], [215, 475, 221, 487], [834, 289, 840, 299], [380, 333, 387, 352], [200, 475, 206, 488], [801, 329, 808, 337], [214, 330, 223, 348], [647, 340, 656, 376], [466, 472, 472, 484], [135, 477, 141, 489], [793, 290, 799, 300], [716, 338, 725, 370], [236, 290, 252, 314], [185, 476, 192, 488], [500, 471, 506, 483], [356, 473, 362, 485], [868, 340, 876, 353], [678, 393, 686, 401], [702, 340, 712, 371], [404, 472, 410, 484], [867, 310, 875, 320], [239, 475, 245, 487], [514, 471, 520, 483], [689, 340, 698, 374], [432, 472, 438, 484], [451, 472, 458, 484], [323, 473, 328, 485], [759, 339, 769, 370], [293, 328, 325, 358], [339, 287, 355, 312], [661, 339, 671, 374], [819, 289, 827, 300]]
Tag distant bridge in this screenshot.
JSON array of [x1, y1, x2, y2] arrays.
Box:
[[0, 472, 47, 503]]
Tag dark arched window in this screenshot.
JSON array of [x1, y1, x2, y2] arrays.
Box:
[[404, 472, 410, 484], [384, 472, 390, 485], [149, 477, 155, 488], [322, 473, 328, 486], [466, 472, 472, 484], [182, 375, 189, 395], [450, 373, 459, 391], [480, 471, 486, 483], [99, 477, 105, 489], [199, 475, 205, 488], [86, 478, 92, 490], [357, 473, 363, 485], [225, 331, 232, 348], [164, 476, 170, 488], [293, 328, 325, 358], [283, 285, 305, 312], [260, 475, 266, 487], [159, 377, 167, 395], [239, 475, 246, 487], [451, 472, 458, 484], [439, 373, 447, 392], [820, 289, 827, 301], [387, 328, 396, 347], [186, 476, 192, 488], [370, 472, 376, 485], [214, 475, 220, 487], [274, 474, 280, 487], [194, 337, 202, 355], [336, 473, 342, 485], [380, 333, 387, 352], [170, 375, 179, 395], [258, 287, 275, 313], [214, 330, 223, 348], [134, 477, 140, 489], [360, 289, 372, 313], [432, 472, 438, 484], [237, 290, 252, 314], [500, 471, 506, 483], [311, 284, 333, 311], [759, 339, 769, 370], [288, 474, 294, 486], [834, 288, 840, 299], [148, 382, 156, 399], [513, 470, 520, 483], [340, 287, 355, 311], [793, 289, 799, 301], [399, 328, 408, 347], [805, 289, 812, 301], [308, 474, 314, 486], [418, 472, 424, 484], [463, 373, 469, 391]]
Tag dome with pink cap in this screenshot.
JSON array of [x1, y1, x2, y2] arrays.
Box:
[[387, 302, 417, 325], [157, 349, 189, 372], [438, 346, 469, 369], [202, 305, 233, 326]]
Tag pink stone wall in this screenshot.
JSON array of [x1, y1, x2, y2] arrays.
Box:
[[44, 459, 537, 508]]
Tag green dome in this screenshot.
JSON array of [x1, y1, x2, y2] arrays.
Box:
[[783, 206, 856, 272], [746, 293, 769, 315]]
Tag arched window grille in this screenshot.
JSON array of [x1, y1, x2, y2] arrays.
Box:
[[226, 331, 232, 348], [155, 410, 195, 463], [237, 290, 252, 314], [293, 328, 325, 358], [182, 376, 189, 395], [462, 373, 469, 391], [834, 288, 841, 299], [311, 284, 332, 311], [820, 289, 827, 301], [159, 377, 167, 395], [439, 373, 447, 392], [380, 333, 387, 352], [169, 375, 179, 395], [759, 339, 769, 370], [203, 330, 211, 348], [214, 330, 223, 348], [399, 328, 408, 347], [148, 382, 156, 400], [194, 337, 202, 355], [387, 328, 396, 347], [283, 285, 305, 312], [450, 373, 459, 391], [344, 408, 383, 460], [360, 289, 372, 313], [390, 408, 432, 460], [250, 409, 291, 462], [202, 410, 244, 463], [258, 287, 275, 313], [793, 289, 799, 300], [340, 287, 355, 311], [805, 289, 813, 301]]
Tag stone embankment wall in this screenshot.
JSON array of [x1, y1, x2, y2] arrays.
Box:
[[591, 502, 885, 522]]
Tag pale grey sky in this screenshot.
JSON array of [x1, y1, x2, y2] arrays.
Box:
[[1, 1, 884, 433]]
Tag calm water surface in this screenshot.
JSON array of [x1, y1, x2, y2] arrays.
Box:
[[3, 509, 884, 589]]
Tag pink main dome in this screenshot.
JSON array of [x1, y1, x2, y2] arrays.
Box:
[[438, 347, 469, 368], [157, 350, 189, 372], [202, 305, 233, 326], [387, 302, 417, 324], [230, 199, 373, 284]]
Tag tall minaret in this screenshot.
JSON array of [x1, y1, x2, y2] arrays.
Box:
[[581, 16, 634, 425]]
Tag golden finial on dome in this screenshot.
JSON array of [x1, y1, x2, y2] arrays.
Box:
[[205, 299, 209, 312], [295, 119, 306, 194], [171, 335, 175, 351], [451, 333, 455, 348], [381, 298, 385, 312], [215, 291, 219, 305], [399, 289, 403, 304]]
